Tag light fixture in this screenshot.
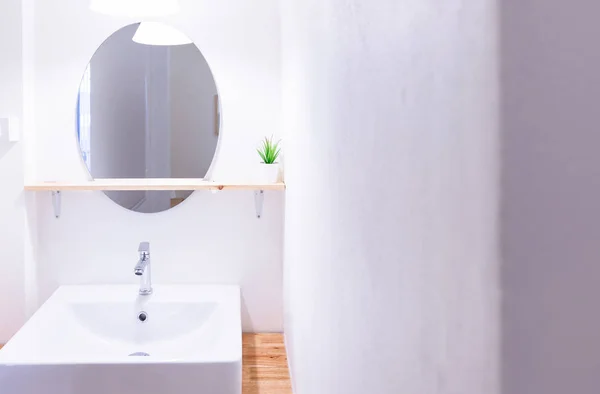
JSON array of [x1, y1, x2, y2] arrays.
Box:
[[132, 22, 192, 46], [90, 0, 180, 17]]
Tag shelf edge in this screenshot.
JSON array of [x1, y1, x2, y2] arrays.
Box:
[[23, 181, 286, 192]]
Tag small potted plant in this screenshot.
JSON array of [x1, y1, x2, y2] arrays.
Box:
[[257, 136, 281, 183]]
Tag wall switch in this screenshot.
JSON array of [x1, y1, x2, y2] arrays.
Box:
[[8, 117, 20, 142], [0, 117, 20, 142]]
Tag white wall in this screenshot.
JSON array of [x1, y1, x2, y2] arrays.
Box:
[[0, 0, 284, 339], [282, 1, 499, 393], [0, 0, 27, 342], [501, 1, 600, 393]]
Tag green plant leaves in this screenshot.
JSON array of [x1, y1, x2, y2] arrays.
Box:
[[257, 136, 281, 164]]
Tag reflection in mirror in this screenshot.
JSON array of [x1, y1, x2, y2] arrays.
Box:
[[76, 23, 220, 213]]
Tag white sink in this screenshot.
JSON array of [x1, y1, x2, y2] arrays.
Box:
[[0, 285, 242, 394]]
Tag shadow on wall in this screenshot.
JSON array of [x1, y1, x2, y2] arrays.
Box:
[[500, 1, 600, 393]]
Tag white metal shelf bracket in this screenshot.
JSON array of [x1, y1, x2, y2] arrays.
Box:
[[52, 191, 61, 218], [254, 190, 264, 219]]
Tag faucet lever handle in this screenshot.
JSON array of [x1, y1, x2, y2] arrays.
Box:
[[138, 242, 150, 254]]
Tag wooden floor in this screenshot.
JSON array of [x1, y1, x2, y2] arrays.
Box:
[[0, 335, 291, 394], [243, 334, 292, 394]]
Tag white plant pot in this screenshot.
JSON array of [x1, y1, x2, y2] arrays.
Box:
[[260, 163, 280, 183]]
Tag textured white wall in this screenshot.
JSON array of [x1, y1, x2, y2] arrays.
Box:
[[282, 1, 500, 393], [501, 1, 600, 393], [3, 0, 284, 337], [0, 0, 26, 342]]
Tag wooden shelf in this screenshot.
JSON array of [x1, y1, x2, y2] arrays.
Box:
[[24, 179, 286, 192]]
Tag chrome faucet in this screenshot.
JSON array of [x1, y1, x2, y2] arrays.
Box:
[[134, 242, 153, 295]]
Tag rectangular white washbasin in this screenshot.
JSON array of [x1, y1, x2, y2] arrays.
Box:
[[0, 285, 242, 394]]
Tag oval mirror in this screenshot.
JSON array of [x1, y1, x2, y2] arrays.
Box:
[[76, 23, 220, 213]]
